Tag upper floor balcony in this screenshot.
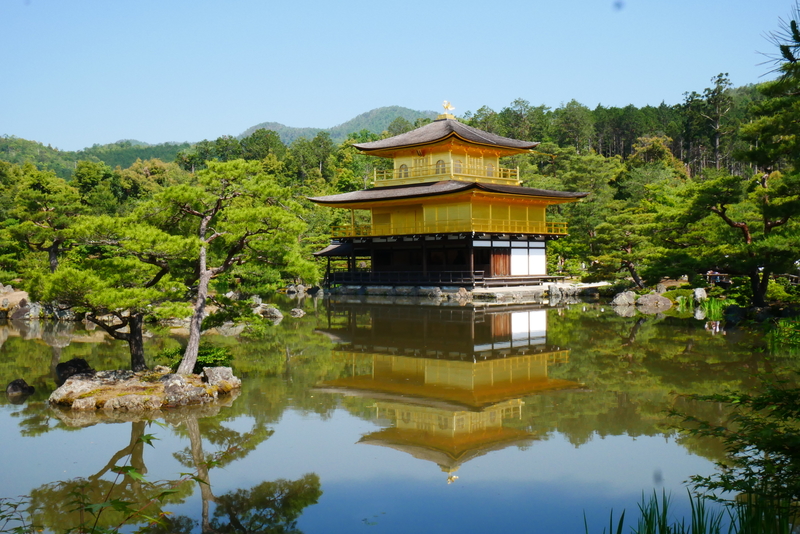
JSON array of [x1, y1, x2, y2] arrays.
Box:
[[330, 219, 568, 238], [373, 161, 520, 187]]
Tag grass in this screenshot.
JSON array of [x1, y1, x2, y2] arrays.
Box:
[[700, 298, 725, 322], [588, 491, 799, 534]]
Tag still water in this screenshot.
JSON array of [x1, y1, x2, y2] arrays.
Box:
[[0, 297, 785, 533]]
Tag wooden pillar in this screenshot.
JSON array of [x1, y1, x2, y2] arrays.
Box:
[[422, 239, 428, 277]]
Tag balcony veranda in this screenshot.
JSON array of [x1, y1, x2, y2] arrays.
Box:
[[331, 219, 568, 238], [373, 162, 520, 187]]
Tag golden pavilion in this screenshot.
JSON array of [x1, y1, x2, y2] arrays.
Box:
[[310, 111, 588, 288], [316, 303, 582, 480]]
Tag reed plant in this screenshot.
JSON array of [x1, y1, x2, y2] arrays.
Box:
[[589, 491, 798, 534], [700, 298, 725, 322], [676, 295, 693, 314]]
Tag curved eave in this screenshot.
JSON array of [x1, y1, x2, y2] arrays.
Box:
[[308, 181, 589, 209], [354, 132, 539, 158]]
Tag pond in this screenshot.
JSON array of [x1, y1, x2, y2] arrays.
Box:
[[0, 296, 789, 533]]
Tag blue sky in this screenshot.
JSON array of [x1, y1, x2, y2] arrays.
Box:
[[0, 0, 794, 151]]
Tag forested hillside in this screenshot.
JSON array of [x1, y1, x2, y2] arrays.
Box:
[[1, 65, 799, 310], [0, 136, 190, 180], [239, 105, 438, 145]]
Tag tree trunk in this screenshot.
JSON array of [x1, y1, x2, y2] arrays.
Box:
[[623, 260, 645, 289], [750, 268, 770, 308], [87, 312, 148, 372], [128, 313, 147, 372], [178, 245, 210, 375], [46, 241, 61, 273], [186, 416, 216, 533]]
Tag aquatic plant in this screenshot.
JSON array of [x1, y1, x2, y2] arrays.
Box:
[[590, 491, 798, 534], [767, 318, 800, 355], [700, 299, 725, 322]]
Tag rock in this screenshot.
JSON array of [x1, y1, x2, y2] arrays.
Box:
[[694, 307, 706, 320], [71, 397, 98, 411], [49, 376, 101, 405], [103, 394, 162, 412], [162, 374, 213, 406], [446, 287, 470, 301], [6, 378, 35, 404], [693, 288, 708, 303], [656, 283, 667, 294], [614, 305, 637, 317], [724, 305, 746, 324], [48, 367, 241, 411], [307, 286, 323, 296], [55, 358, 95, 385], [254, 304, 283, 321], [365, 286, 394, 296], [207, 322, 246, 337], [286, 285, 297, 294], [295, 284, 306, 294], [251, 295, 263, 306], [289, 308, 305, 318], [203, 367, 242, 393], [612, 291, 637, 306], [393, 286, 416, 297], [419, 286, 443, 299], [636, 293, 673, 314]]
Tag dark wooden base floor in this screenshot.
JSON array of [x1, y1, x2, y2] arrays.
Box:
[[325, 271, 563, 288]]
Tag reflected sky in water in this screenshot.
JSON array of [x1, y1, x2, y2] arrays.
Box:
[[0, 297, 779, 533]]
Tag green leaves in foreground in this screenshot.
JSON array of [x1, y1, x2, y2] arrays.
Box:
[[675, 377, 800, 504]]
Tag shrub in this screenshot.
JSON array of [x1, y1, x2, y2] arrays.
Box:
[[157, 343, 233, 374], [662, 289, 694, 303]]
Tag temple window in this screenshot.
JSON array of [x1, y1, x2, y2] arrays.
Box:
[[398, 164, 409, 178], [454, 159, 463, 173], [435, 159, 446, 174], [486, 164, 494, 177]]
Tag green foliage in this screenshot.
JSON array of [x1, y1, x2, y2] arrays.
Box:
[[0, 497, 37, 533], [210, 474, 322, 533], [662, 289, 695, 302], [677, 376, 800, 503], [0, 136, 190, 180], [768, 318, 800, 355], [591, 490, 800, 534], [157, 343, 233, 374], [700, 299, 726, 322]]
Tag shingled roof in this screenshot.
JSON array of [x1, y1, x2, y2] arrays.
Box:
[[352, 118, 540, 152], [308, 180, 588, 205]]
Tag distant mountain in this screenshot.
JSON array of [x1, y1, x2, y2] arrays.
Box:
[[239, 106, 438, 145], [0, 136, 190, 180]]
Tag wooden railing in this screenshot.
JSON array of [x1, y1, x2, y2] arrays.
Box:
[[330, 219, 568, 238], [328, 270, 483, 286], [325, 270, 564, 287], [373, 162, 519, 186]]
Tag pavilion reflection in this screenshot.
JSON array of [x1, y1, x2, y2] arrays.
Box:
[[317, 303, 581, 480]]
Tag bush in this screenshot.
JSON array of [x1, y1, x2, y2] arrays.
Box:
[[157, 343, 233, 374], [662, 288, 694, 303]]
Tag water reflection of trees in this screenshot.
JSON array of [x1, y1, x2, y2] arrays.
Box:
[[23, 402, 320, 533]]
